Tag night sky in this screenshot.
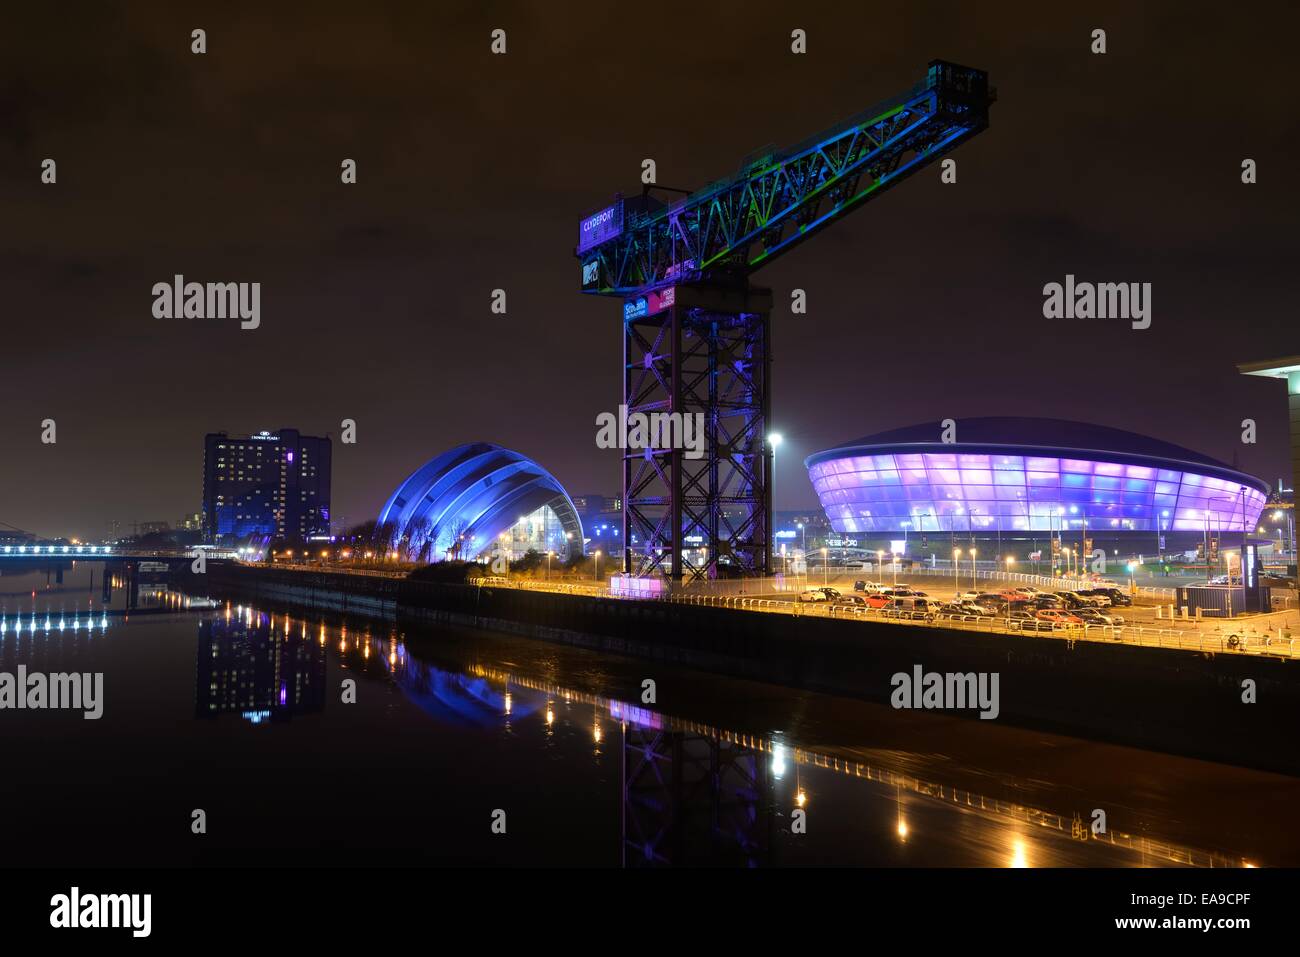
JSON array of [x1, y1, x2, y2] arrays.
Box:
[[3, 1, 1297, 540]]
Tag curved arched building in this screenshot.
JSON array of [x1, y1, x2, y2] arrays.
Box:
[[805, 418, 1269, 536], [378, 443, 584, 563]]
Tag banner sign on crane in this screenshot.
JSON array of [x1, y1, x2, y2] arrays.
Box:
[[578, 200, 624, 253]]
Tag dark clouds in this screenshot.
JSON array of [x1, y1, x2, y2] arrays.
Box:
[[1, 1, 1297, 538]]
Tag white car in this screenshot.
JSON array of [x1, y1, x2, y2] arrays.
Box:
[[798, 588, 831, 602]]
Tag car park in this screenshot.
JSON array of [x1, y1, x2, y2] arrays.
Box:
[[854, 580, 884, 593]]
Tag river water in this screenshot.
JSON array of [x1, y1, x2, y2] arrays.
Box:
[[2, 563, 1296, 867]]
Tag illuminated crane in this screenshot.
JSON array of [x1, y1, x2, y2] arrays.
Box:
[[576, 60, 995, 582]]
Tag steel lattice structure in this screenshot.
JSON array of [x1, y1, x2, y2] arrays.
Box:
[[622, 726, 772, 867], [577, 61, 994, 581]]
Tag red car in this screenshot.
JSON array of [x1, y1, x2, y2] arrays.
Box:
[[1035, 609, 1083, 626]]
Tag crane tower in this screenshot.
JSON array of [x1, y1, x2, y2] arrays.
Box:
[[576, 60, 995, 583]]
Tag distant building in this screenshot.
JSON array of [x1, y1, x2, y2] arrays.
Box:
[[1238, 355, 1300, 495], [806, 417, 1269, 538], [202, 429, 331, 543], [573, 493, 623, 557]]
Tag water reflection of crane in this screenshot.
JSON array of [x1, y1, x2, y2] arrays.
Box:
[[218, 607, 1252, 868]]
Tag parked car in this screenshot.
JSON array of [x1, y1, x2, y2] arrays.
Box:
[[832, 594, 868, 607], [956, 599, 995, 616], [1033, 596, 1065, 610], [1054, 590, 1104, 609], [798, 587, 833, 602], [1007, 610, 1054, 632], [1076, 588, 1114, 606], [1077, 607, 1125, 626], [883, 596, 939, 620], [1035, 608, 1083, 626], [1093, 587, 1132, 607], [854, 580, 884, 593]]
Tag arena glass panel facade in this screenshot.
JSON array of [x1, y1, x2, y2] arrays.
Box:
[[378, 443, 584, 563], [807, 450, 1268, 535]]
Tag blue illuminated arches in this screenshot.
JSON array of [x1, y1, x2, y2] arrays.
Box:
[[378, 443, 584, 561], [805, 418, 1270, 535]]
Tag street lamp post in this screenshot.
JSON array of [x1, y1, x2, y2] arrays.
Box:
[[768, 433, 783, 579], [970, 547, 978, 591], [953, 548, 961, 591], [594, 549, 602, 583], [821, 548, 828, 586]]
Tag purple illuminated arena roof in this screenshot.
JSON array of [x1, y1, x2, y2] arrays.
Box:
[[804, 418, 1270, 534]]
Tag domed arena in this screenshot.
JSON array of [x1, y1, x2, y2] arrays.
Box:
[[377, 443, 583, 563]]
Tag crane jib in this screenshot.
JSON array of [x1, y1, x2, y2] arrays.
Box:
[[576, 60, 993, 298]]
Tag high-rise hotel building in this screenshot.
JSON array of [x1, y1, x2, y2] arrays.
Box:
[[202, 429, 332, 543]]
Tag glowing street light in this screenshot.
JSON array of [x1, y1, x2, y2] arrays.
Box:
[[768, 433, 784, 577]]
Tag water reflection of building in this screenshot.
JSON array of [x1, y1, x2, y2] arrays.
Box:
[[241, 614, 1253, 867], [196, 611, 325, 724]]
